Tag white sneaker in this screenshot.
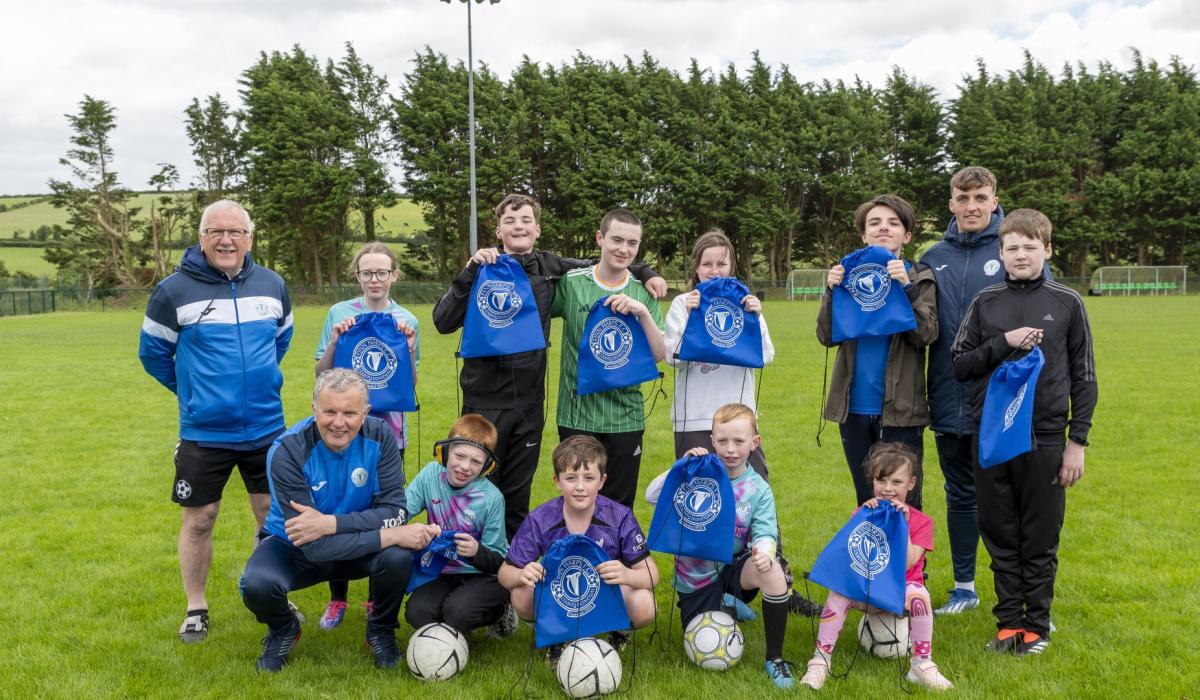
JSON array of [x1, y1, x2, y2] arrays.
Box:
[[908, 660, 953, 690], [800, 656, 829, 690]]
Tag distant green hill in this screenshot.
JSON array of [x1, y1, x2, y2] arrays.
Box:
[[0, 195, 429, 280], [0, 195, 428, 239]]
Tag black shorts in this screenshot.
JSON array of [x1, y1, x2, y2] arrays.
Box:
[[172, 440, 270, 507], [676, 551, 758, 629]]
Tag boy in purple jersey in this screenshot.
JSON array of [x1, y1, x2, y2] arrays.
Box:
[[499, 435, 660, 663], [403, 415, 515, 638]]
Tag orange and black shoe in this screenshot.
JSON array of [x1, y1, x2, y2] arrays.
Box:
[[1015, 630, 1050, 656], [984, 627, 1024, 654]]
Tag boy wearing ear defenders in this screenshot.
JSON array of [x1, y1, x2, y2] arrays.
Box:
[[402, 414, 517, 637]]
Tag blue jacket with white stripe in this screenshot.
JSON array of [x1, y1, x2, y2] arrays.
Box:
[[139, 245, 294, 447]]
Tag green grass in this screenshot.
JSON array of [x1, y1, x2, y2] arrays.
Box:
[[0, 195, 46, 209], [352, 198, 429, 237], [0, 195, 429, 240], [0, 297, 1197, 698], [0, 246, 58, 277]]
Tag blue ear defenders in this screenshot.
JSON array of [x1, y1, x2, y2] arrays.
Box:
[[433, 438, 498, 477]]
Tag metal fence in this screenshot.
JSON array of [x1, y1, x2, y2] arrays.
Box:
[[0, 276, 1150, 318]]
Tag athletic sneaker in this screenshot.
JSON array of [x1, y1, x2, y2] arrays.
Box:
[[179, 610, 209, 643], [366, 625, 401, 669], [1015, 631, 1050, 657], [544, 643, 564, 669], [287, 600, 306, 624], [788, 590, 822, 618], [364, 599, 375, 619], [907, 660, 953, 690], [723, 593, 757, 621], [764, 657, 796, 689], [607, 630, 631, 653], [800, 656, 829, 689], [256, 616, 302, 672], [488, 603, 519, 639], [985, 628, 1024, 654], [934, 588, 979, 615], [319, 600, 348, 630]]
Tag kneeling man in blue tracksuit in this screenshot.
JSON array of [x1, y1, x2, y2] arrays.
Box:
[[241, 369, 438, 672]]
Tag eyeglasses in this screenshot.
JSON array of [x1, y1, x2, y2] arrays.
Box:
[[202, 228, 250, 240], [357, 269, 394, 282]]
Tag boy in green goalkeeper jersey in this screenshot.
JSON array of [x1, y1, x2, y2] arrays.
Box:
[[551, 208, 666, 509]]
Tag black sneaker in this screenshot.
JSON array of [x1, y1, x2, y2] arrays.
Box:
[[607, 631, 631, 652], [787, 590, 822, 618], [984, 628, 1024, 654], [1015, 631, 1050, 657], [366, 626, 401, 669], [256, 616, 302, 672], [544, 643, 564, 669], [179, 610, 209, 643]]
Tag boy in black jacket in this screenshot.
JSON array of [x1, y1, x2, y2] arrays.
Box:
[[432, 194, 665, 540], [950, 209, 1097, 656]]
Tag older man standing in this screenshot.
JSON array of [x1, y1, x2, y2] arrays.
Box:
[[240, 369, 433, 672], [139, 199, 294, 643]]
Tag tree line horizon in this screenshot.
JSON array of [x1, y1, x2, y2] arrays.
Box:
[[37, 43, 1200, 290]]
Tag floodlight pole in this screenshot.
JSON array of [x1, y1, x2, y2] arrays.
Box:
[[465, 0, 478, 254]]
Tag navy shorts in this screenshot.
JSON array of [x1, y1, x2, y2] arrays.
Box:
[[172, 440, 270, 507], [676, 551, 757, 629]]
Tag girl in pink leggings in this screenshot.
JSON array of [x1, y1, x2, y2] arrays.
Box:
[[800, 443, 953, 691]]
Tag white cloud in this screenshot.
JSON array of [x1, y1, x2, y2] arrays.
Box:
[[2, 0, 1197, 194]]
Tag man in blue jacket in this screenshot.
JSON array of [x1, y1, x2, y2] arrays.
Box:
[[920, 167, 1004, 615], [241, 369, 437, 671], [139, 200, 293, 642]]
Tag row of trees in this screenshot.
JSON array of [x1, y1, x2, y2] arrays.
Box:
[[45, 45, 1200, 289]]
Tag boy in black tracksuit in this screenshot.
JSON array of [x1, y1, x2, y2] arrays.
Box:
[[950, 209, 1097, 656], [432, 194, 664, 540]]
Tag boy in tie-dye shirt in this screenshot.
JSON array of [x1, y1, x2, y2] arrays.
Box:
[[402, 415, 515, 636], [646, 403, 796, 689]]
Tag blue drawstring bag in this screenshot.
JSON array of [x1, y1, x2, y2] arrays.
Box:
[[808, 503, 909, 615], [979, 346, 1045, 468], [646, 454, 736, 563], [576, 298, 660, 395], [831, 246, 917, 343], [406, 529, 460, 593], [460, 255, 546, 358], [534, 534, 631, 648], [333, 311, 417, 412], [676, 277, 764, 368]]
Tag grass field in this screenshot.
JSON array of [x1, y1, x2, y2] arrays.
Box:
[[0, 196, 428, 282], [0, 297, 1197, 698], [0, 195, 429, 240], [0, 246, 58, 278]]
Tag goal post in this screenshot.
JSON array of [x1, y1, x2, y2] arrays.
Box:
[[787, 269, 828, 300], [1089, 266, 1188, 296]]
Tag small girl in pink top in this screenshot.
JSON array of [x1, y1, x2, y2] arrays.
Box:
[[800, 443, 953, 691]]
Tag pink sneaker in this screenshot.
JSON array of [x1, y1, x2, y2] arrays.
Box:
[[319, 600, 348, 630], [363, 599, 375, 619]]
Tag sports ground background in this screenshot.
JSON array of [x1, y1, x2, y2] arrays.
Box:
[[1, 295, 1197, 698]]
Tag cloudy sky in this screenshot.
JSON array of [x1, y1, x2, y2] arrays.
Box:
[[3, 0, 1199, 195]]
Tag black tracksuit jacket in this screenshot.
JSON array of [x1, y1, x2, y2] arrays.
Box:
[[950, 274, 1097, 446]]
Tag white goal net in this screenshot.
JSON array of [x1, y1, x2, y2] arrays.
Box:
[[1089, 266, 1187, 296], [787, 269, 828, 300]]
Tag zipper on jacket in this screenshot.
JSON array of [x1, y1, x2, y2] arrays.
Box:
[[955, 246, 971, 434], [231, 279, 249, 442]]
